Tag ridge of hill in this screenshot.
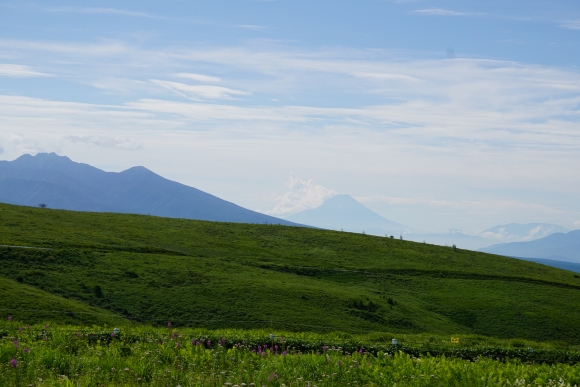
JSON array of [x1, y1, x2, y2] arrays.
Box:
[[0, 153, 298, 226], [285, 194, 413, 236], [480, 230, 580, 264], [1, 203, 580, 343]]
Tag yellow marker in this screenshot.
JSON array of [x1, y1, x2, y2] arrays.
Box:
[[451, 337, 460, 344]]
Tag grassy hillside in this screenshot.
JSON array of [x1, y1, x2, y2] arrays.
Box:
[[1, 203, 580, 343], [0, 276, 130, 326]]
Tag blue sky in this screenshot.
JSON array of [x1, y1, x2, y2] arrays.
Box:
[[1, 0, 579, 234]]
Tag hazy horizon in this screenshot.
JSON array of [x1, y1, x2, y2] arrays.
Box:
[[1, 1, 579, 234]]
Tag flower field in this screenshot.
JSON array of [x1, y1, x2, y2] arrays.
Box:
[[2, 323, 580, 386]]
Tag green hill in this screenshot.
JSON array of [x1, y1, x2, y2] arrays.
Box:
[[0, 276, 130, 326], [1, 203, 580, 342]]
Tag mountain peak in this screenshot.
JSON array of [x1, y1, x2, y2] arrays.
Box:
[[286, 194, 411, 235]]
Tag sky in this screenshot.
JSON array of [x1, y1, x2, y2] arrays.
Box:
[[0, 0, 579, 234]]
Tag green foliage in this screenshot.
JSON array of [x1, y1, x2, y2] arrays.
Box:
[[1, 203, 580, 344], [1, 324, 580, 386]]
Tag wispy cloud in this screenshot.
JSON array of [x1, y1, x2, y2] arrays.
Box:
[[0, 64, 51, 77], [176, 73, 222, 83], [413, 8, 481, 16], [66, 135, 143, 150], [235, 25, 268, 31], [47, 6, 164, 19], [560, 20, 580, 30], [353, 72, 420, 82], [149, 80, 250, 100]]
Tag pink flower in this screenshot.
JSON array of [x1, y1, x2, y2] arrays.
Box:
[[23, 348, 29, 354], [10, 359, 17, 368]]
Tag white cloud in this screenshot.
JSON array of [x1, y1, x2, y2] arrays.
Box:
[[235, 25, 267, 31], [574, 221, 580, 229], [353, 72, 420, 82], [0, 144, 4, 155], [66, 135, 143, 150], [266, 174, 337, 216], [0, 64, 51, 77], [560, 20, 580, 30], [175, 73, 222, 83], [150, 80, 250, 100], [413, 8, 480, 16]]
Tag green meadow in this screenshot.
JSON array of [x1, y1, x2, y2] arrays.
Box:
[[1, 203, 580, 385]]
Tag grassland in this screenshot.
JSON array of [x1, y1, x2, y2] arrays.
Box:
[[1, 203, 580, 344], [2, 323, 580, 386]]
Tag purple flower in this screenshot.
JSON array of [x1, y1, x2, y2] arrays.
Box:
[[18, 327, 22, 332], [274, 373, 279, 379], [167, 321, 172, 328], [111, 333, 115, 338], [10, 359, 17, 368], [275, 345, 278, 350], [7, 315, 12, 322], [207, 340, 211, 346], [176, 342, 181, 348], [23, 348, 29, 354], [283, 351, 287, 356], [13, 340, 19, 348], [26, 325, 30, 330], [237, 342, 241, 347], [45, 324, 49, 329], [196, 341, 200, 346], [323, 345, 328, 351], [359, 349, 363, 354]]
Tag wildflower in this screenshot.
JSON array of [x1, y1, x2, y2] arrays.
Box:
[[8, 315, 12, 322], [10, 359, 17, 368], [45, 324, 49, 329], [167, 321, 172, 328], [124, 368, 129, 371], [323, 346, 328, 352], [26, 325, 30, 330], [111, 333, 115, 338], [24, 348, 29, 354], [176, 342, 181, 348], [283, 351, 287, 356], [359, 349, 363, 354], [13, 340, 19, 348], [19, 327, 23, 331]]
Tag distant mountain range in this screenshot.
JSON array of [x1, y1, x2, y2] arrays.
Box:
[[285, 195, 572, 253], [284, 194, 414, 236], [0, 153, 300, 226], [480, 230, 580, 264]]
